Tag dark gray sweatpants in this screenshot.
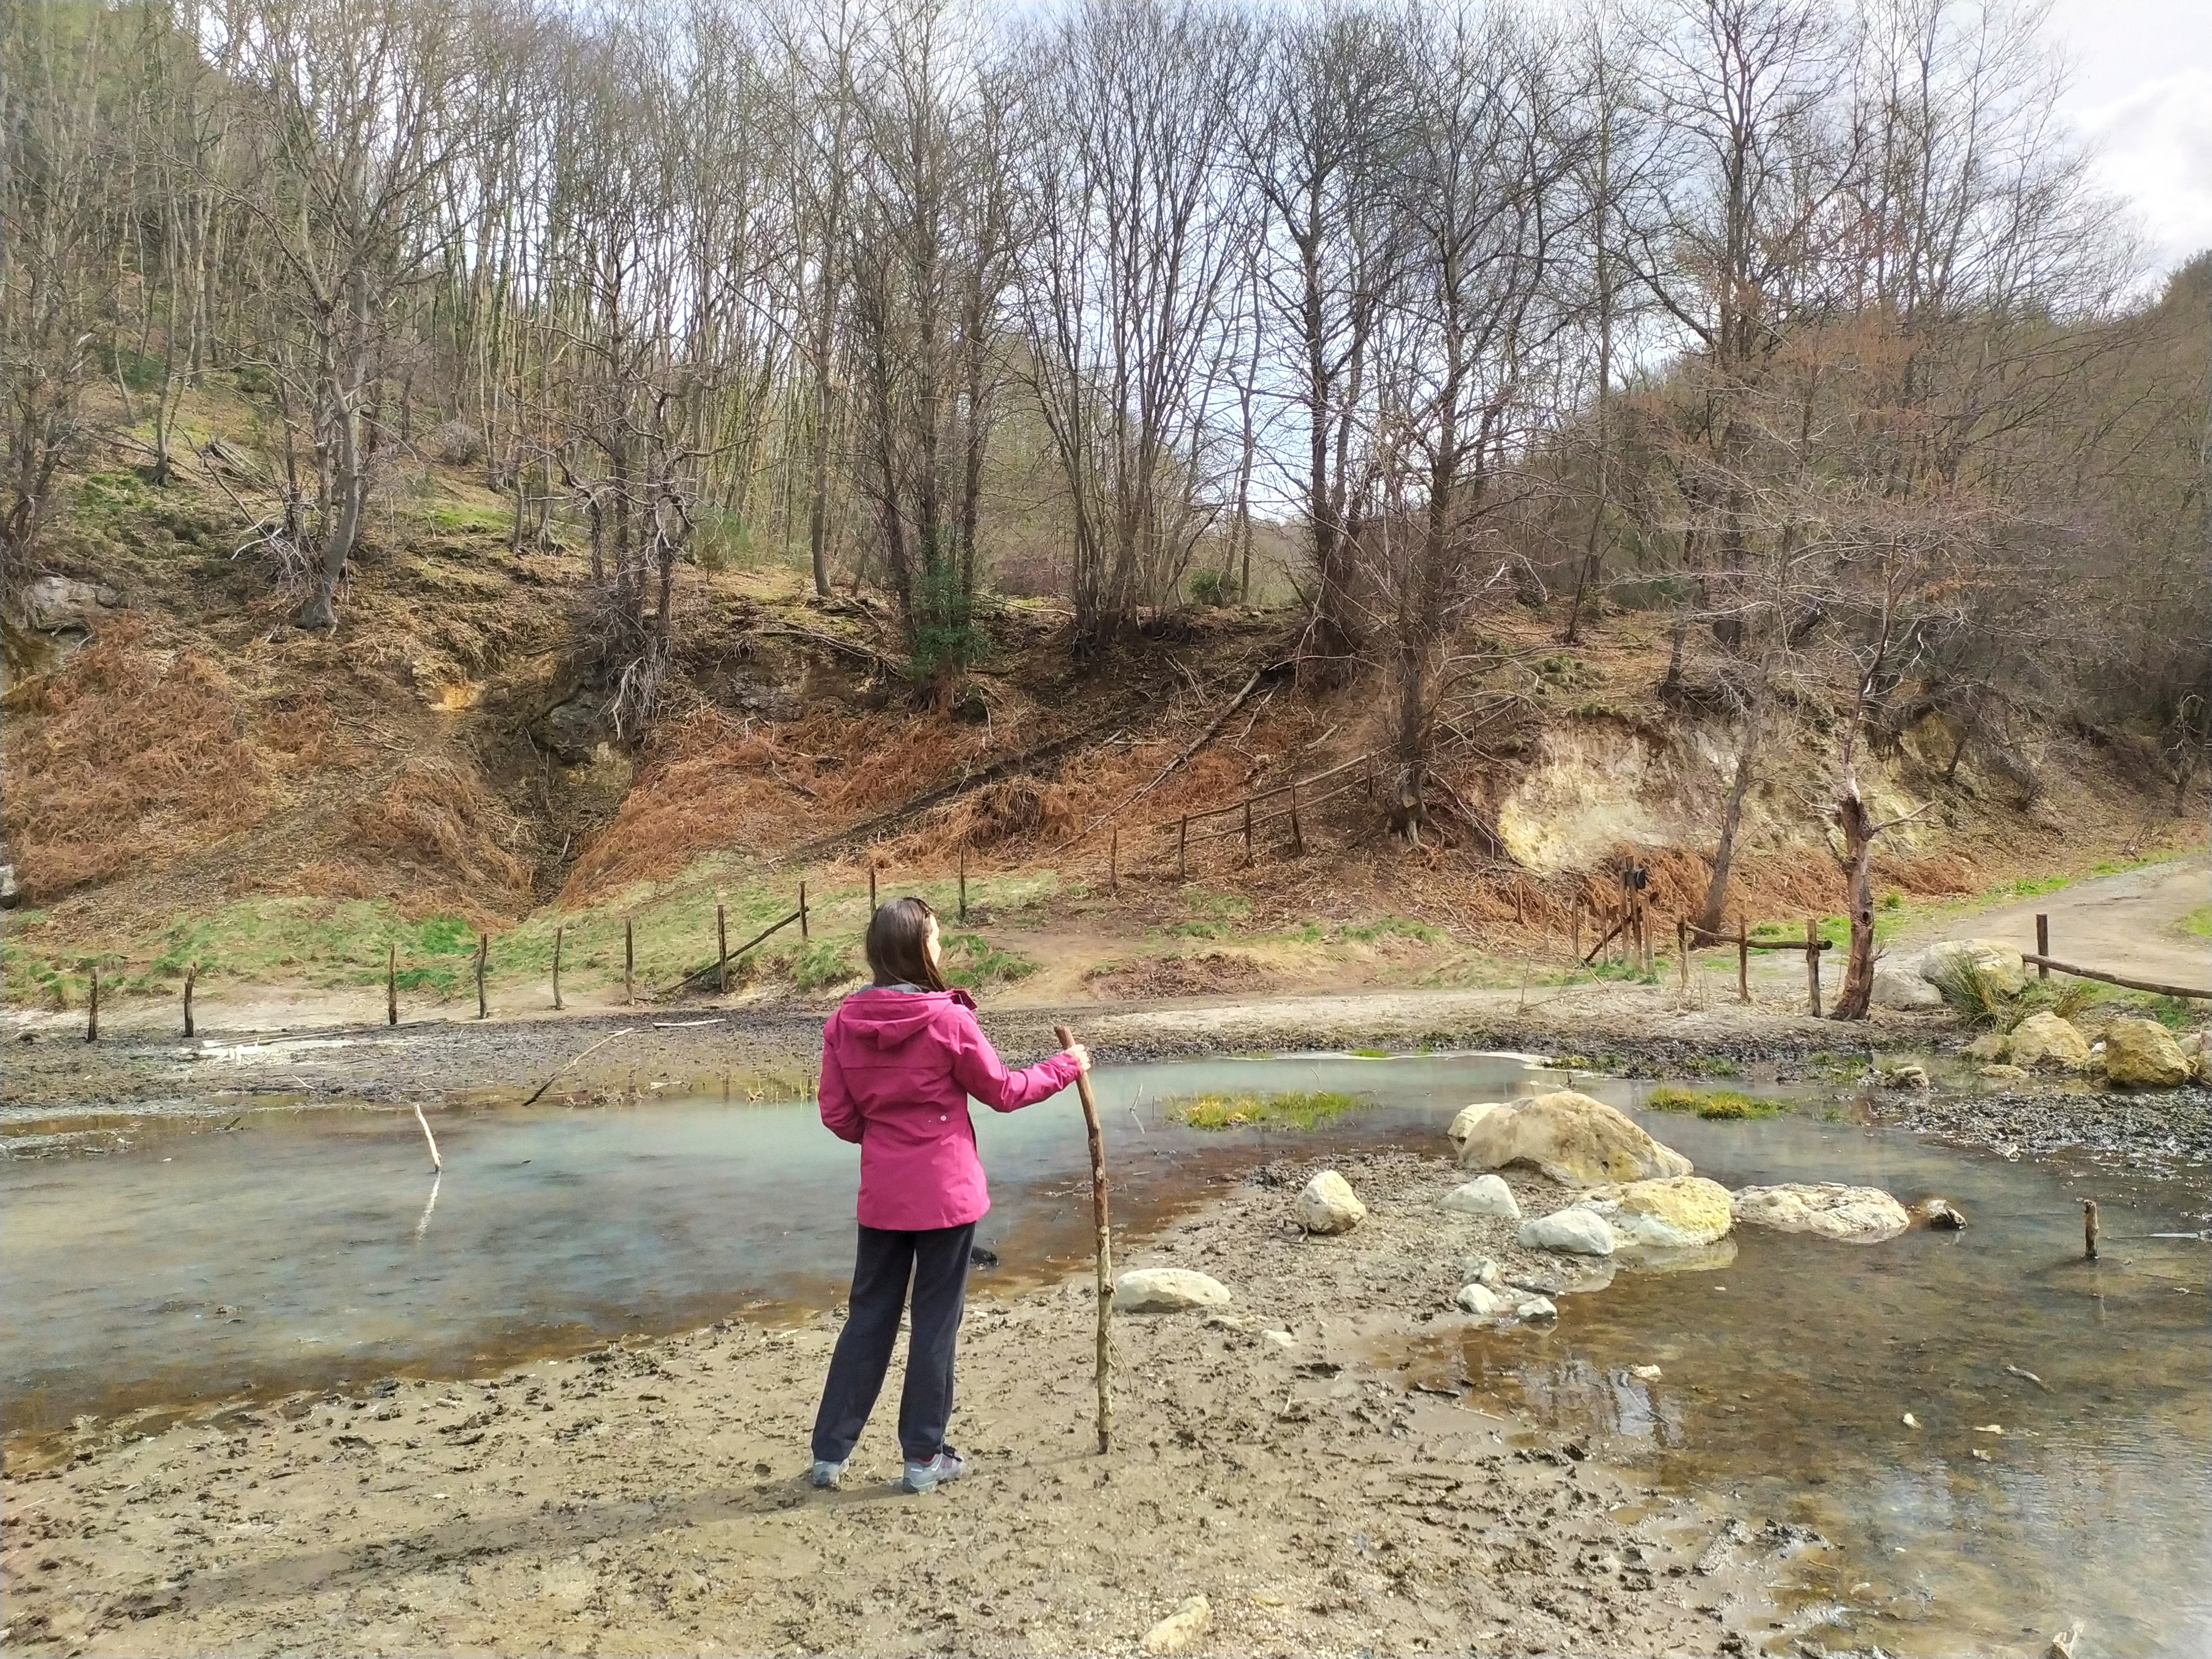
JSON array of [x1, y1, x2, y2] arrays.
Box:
[[810, 1220, 975, 1465]]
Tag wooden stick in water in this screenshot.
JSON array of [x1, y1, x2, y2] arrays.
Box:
[[2083, 1198, 2098, 1261], [1055, 1023, 1112, 1455], [520, 1027, 639, 1109], [184, 963, 197, 1038], [413, 1102, 443, 1172]]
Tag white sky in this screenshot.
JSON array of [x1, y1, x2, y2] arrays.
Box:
[[2045, 0, 2212, 280]]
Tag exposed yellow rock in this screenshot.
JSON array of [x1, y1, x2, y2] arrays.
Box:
[[1454, 1089, 1692, 1187], [1574, 1175, 1734, 1249], [2103, 1017, 2190, 1088], [1141, 1597, 1212, 1656], [2010, 1011, 2090, 1071]]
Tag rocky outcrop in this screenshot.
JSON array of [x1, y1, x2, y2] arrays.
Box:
[[1293, 1170, 1367, 1235], [1572, 1175, 1734, 1250], [1447, 1102, 1506, 1159], [1113, 1269, 1230, 1313], [2103, 1017, 2190, 1088], [15, 573, 120, 633], [1731, 1183, 1911, 1243], [1517, 1208, 1617, 1256], [2010, 1011, 2091, 1071], [1454, 1089, 1692, 1187], [1441, 1175, 1520, 1220], [1919, 939, 2027, 996]]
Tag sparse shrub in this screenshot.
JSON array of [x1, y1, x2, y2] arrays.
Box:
[[1927, 956, 2015, 1029], [430, 420, 486, 467], [1187, 566, 1228, 607]]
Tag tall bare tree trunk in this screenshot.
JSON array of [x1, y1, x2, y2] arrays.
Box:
[[1695, 710, 1760, 937], [1831, 777, 1878, 1019]]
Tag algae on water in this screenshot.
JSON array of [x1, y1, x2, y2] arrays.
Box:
[[1168, 1089, 1361, 1130]]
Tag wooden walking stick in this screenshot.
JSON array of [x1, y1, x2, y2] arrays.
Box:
[[387, 943, 398, 1026], [1055, 1023, 1112, 1455]]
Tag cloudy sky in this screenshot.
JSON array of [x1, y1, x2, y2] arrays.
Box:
[[2045, 0, 2212, 280]]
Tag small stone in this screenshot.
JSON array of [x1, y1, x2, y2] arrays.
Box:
[[1979, 1062, 2030, 1082], [1916, 1197, 1968, 1230], [1293, 1170, 1367, 1235], [2047, 1619, 2084, 1659], [1963, 1032, 2012, 1063], [1113, 1269, 1231, 1314], [1879, 1062, 1932, 1089], [1441, 1174, 1520, 1220], [1454, 1283, 1504, 1317], [1512, 1296, 1558, 1322], [1971, 1447, 1992, 1462], [1140, 1595, 1212, 1656], [2011, 1011, 2091, 1071], [1457, 1256, 1505, 1290], [1901, 1412, 1919, 1427], [1518, 1207, 1618, 1256], [1260, 1329, 1295, 1352], [1629, 1364, 1662, 1381]]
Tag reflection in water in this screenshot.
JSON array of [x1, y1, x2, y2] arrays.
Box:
[[4, 1056, 2205, 1655]]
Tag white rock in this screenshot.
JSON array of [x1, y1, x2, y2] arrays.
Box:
[[1513, 1296, 1558, 1322], [1113, 1268, 1232, 1313], [1629, 1364, 1662, 1381], [1260, 1329, 1296, 1352], [1455, 1283, 1504, 1316], [1919, 938, 2026, 996], [1140, 1597, 1212, 1656], [1872, 963, 1943, 1010], [1458, 1255, 1505, 1290], [1517, 1208, 1617, 1256], [1730, 1183, 1911, 1243], [1293, 1169, 1367, 1234], [1441, 1174, 1521, 1220], [17, 573, 119, 633]]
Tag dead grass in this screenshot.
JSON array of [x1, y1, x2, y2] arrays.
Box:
[[1, 623, 265, 900], [348, 758, 535, 900]]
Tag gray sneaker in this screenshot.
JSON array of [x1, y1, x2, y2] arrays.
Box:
[[900, 1447, 965, 1494], [808, 1458, 846, 1489]]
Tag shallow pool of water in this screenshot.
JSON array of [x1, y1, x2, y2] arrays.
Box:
[[6, 1055, 2205, 1655]]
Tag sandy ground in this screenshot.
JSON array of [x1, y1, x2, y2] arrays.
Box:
[[2, 1153, 1801, 1658], [1887, 853, 2209, 990]]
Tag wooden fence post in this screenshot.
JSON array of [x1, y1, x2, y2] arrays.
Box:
[[184, 963, 197, 1038], [624, 918, 635, 1005], [717, 904, 729, 993], [388, 943, 398, 1026], [1677, 917, 1691, 994], [800, 881, 810, 940], [2083, 1199, 2099, 1260], [1109, 828, 1119, 897], [1177, 815, 1188, 881], [2036, 913, 2049, 979], [1736, 914, 1749, 1002], [552, 925, 564, 1011], [1805, 919, 1822, 1017], [958, 847, 967, 922], [1515, 885, 1526, 927], [1571, 904, 1582, 963], [476, 931, 489, 1019], [86, 966, 98, 1043], [869, 865, 878, 914]]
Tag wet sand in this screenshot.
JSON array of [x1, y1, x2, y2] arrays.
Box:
[[3, 1154, 1779, 1658]]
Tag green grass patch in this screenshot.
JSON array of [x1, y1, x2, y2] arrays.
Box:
[[937, 931, 1037, 988], [1168, 1089, 1362, 1130], [421, 501, 510, 535], [1645, 1084, 1782, 1120], [785, 939, 860, 992], [2179, 906, 2211, 939], [1336, 915, 1442, 945], [1349, 1047, 1391, 1058]]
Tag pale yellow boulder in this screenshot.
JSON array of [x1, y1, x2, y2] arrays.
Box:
[[1292, 1170, 1366, 1235], [2103, 1017, 2190, 1088], [1963, 1032, 2012, 1063], [1454, 1089, 1692, 1187], [1573, 1175, 1734, 1249], [1731, 1183, 1910, 1243], [1141, 1597, 1212, 1656], [1447, 1102, 1507, 1157], [1922, 939, 2027, 996], [2010, 1011, 2090, 1071]]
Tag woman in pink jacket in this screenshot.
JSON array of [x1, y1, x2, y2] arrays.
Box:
[[809, 896, 1089, 1494]]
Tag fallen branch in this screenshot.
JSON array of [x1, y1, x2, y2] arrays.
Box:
[[2021, 954, 2210, 1001], [675, 910, 802, 992], [1071, 659, 1292, 842], [412, 1103, 443, 1172], [520, 1027, 639, 1108], [754, 622, 906, 679]]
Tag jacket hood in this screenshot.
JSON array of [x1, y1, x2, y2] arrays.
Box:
[[837, 985, 975, 1047]]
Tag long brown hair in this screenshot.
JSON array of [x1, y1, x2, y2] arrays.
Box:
[[865, 896, 948, 992]]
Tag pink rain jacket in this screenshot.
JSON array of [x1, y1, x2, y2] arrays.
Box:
[[818, 986, 1083, 1232]]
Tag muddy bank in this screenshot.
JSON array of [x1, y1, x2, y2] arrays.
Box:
[[2, 981, 1921, 1125], [1867, 1082, 2212, 1190], [2, 1151, 1793, 1658]]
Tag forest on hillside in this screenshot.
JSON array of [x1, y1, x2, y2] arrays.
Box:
[[3, 0, 2208, 1017]]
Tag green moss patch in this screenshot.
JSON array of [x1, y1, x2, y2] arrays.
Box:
[[1645, 1085, 1782, 1120], [1167, 1089, 1361, 1130]]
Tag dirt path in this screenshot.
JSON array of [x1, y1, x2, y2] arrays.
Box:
[[1891, 854, 2209, 989], [2, 1153, 1788, 1658]]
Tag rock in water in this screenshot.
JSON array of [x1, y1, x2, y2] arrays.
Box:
[[1963, 1031, 2012, 1063], [1113, 1269, 1232, 1313], [1518, 1208, 1618, 1256], [1919, 938, 2027, 996], [1441, 1174, 1521, 1219], [1872, 963, 1943, 1010], [1457, 1255, 1505, 1290], [2103, 1016, 2190, 1088], [1512, 1295, 1558, 1322], [2010, 1011, 2091, 1071], [1447, 1102, 1507, 1157], [1916, 1197, 1968, 1230], [1880, 1062, 1932, 1089], [1455, 1089, 1693, 1187], [1572, 1176, 1734, 1249], [1293, 1170, 1367, 1234], [1731, 1183, 1911, 1243], [1140, 1597, 1212, 1656], [1455, 1282, 1504, 1316], [1979, 1062, 2030, 1082]]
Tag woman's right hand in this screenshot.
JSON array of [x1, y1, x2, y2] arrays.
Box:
[[1065, 1042, 1092, 1074]]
